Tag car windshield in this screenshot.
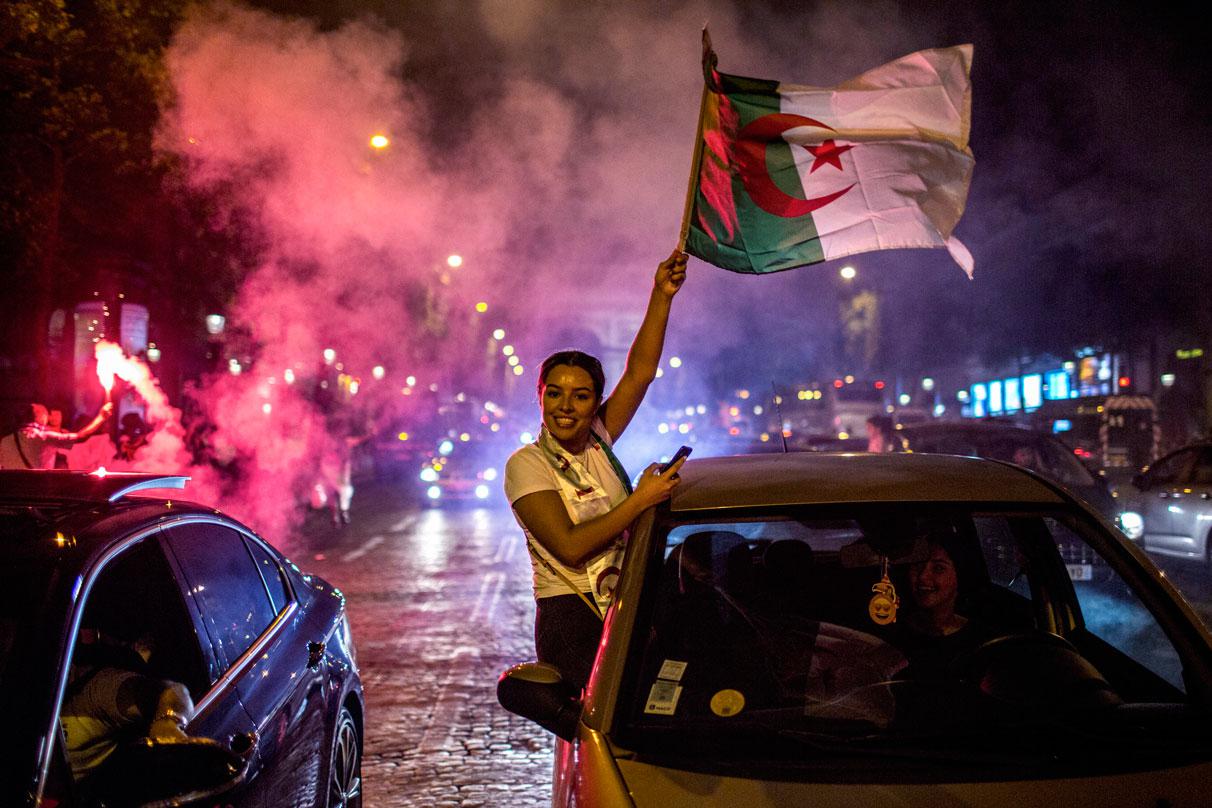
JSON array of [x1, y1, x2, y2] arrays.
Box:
[[613, 504, 1212, 774]]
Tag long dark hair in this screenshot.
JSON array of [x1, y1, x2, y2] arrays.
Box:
[[537, 350, 606, 402]]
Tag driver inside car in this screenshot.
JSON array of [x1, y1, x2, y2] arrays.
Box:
[[890, 524, 996, 683], [59, 599, 195, 798]]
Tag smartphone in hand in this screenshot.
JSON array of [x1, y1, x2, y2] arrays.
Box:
[[658, 445, 693, 475]]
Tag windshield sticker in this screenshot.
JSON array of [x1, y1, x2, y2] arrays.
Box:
[[644, 680, 683, 715], [709, 689, 746, 717], [657, 659, 688, 682]]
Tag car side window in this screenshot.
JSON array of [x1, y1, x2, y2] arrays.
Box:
[[72, 536, 210, 697], [1038, 440, 1094, 487], [974, 516, 1033, 599], [1184, 448, 1212, 486], [1149, 449, 1195, 486], [1045, 518, 1185, 693], [163, 523, 278, 672], [245, 537, 291, 614]]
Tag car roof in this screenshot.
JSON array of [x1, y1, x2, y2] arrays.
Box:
[[0, 470, 190, 505], [0, 471, 221, 565], [669, 451, 1065, 512]]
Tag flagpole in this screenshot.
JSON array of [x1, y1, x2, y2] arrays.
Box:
[[676, 81, 710, 252]]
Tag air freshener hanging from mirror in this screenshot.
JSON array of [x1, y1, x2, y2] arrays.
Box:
[[868, 556, 899, 625]]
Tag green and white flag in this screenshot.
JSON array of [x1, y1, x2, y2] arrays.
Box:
[[683, 34, 975, 277]]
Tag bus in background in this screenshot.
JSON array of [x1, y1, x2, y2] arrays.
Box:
[[1030, 395, 1159, 478], [828, 378, 890, 439]]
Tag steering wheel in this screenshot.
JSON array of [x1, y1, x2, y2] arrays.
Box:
[[953, 632, 1121, 711]]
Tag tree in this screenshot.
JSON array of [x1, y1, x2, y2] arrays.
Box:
[[0, 0, 188, 399]]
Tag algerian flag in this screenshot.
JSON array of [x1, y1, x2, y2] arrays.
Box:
[[682, 33, 975, 277]]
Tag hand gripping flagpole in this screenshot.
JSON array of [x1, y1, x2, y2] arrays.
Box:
[[677, 27, 714, 252]]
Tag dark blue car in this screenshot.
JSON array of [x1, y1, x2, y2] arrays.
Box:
[[1, 471, 363, 807]]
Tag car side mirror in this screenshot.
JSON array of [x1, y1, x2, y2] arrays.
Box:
[[89, 736, 247, 808], [497, 661, 581, 741]]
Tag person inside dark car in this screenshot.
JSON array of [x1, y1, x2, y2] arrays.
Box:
[[891, 524, 995, 683], [59, 572, 196, 796], [58, 542, 201, 804]]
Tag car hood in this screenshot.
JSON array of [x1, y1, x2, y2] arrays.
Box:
[[616, 757, 1212, 807]]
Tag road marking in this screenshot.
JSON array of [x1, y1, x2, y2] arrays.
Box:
[[388, 514, 418, 534], [471, 571, 505, 622], [418, 646, 480, 753], [492, 535, 518, 564], [341, 535, 384, 562]]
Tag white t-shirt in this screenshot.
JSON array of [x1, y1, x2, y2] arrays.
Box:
[[504, 420, 629, 599], [0, 424, 75, 469]]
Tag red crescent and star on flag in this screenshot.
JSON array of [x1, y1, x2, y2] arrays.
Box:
[[735, 113, 856, 219]]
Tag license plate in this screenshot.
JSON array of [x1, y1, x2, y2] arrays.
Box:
[[1067, 564, 1093, 581]]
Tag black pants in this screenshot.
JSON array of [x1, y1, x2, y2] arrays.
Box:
[[535, 594, 603, 693]]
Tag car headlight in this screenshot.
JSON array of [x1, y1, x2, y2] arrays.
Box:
[[1118, 510, 1144, 540], [427, 485, 442, 500], [419, 467, 439, 483]]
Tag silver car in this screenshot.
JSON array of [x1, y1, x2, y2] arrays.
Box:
[[1118, 442, 1212, 567], [500, 452, 1212, 807]]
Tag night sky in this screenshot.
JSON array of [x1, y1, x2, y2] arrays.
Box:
[[6, 0, 1208, 534], [223, 0, 1210, 374]]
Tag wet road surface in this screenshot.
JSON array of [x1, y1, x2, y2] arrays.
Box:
[[289, 482, 552, 807]]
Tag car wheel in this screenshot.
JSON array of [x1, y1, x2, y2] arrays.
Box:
[[328, 706, 362, 808]]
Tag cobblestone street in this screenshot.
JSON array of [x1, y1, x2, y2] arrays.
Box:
[[289, 484, 553, 807]]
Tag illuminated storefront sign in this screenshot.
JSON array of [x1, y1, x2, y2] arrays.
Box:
[[989, 380, 1004, 414], [1022, 374, 1043, 409], [971, 383, 988, 418], [1046, 370, 1071, 400], [1003, 377, 1021, 412]]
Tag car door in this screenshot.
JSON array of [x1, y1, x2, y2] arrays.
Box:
[[56, 528, 259, 807], [1166, 446, 1212, 560], [1137, 447, 1199, 556], [160, 519, 330, 808], [236, 532, 334, 808]]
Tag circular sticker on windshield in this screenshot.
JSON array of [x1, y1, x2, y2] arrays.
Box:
[[710, 689, 746, 717]]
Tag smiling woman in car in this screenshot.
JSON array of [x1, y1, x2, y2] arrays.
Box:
[[503, 249, 688, 692]]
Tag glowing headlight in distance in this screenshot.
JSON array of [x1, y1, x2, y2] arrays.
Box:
[[1119, 511, 1144, 540], [482, 468, 498, 481], [475, 485, 490, 499], [427, 485, 442, 500], [420, 467, 439, 483]]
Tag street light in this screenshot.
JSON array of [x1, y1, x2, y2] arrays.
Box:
[[447, 254, 463, 268], [840, 265, 857, 281], [369, 134, 390, 149]]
